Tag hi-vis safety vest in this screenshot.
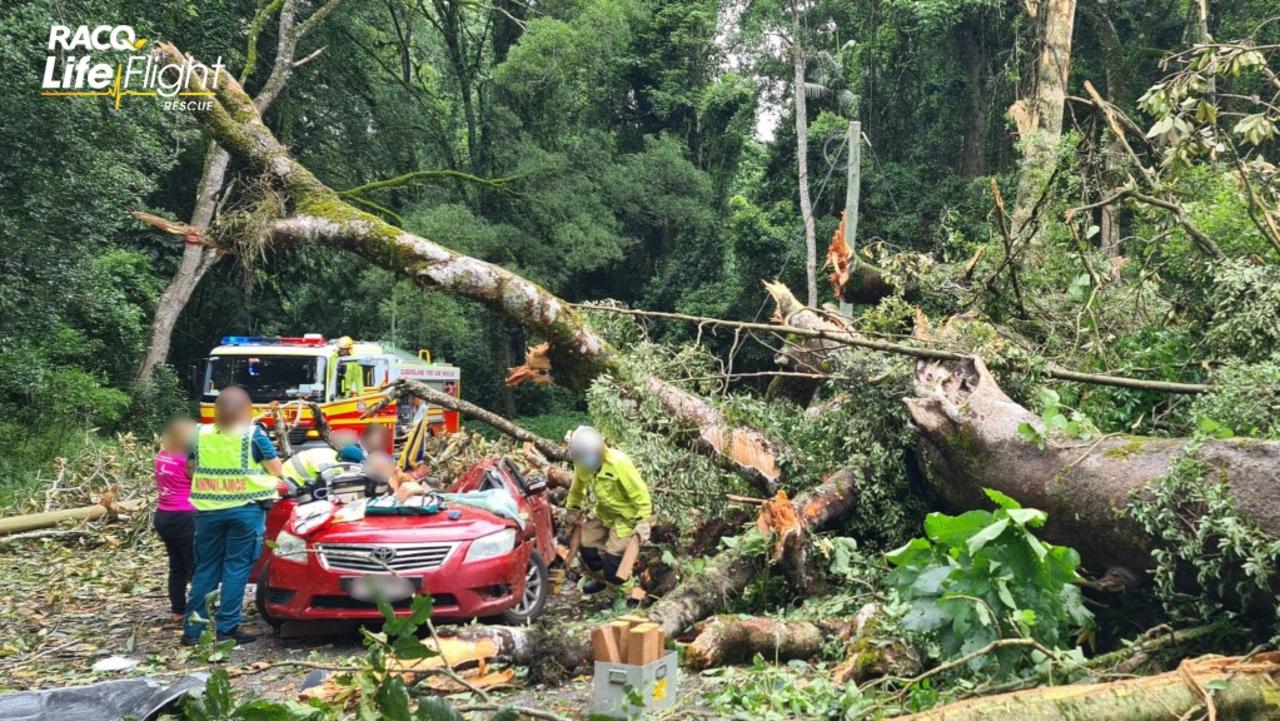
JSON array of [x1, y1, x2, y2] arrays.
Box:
[[190, 424, 278, 511], [282, 447, 339, 484]]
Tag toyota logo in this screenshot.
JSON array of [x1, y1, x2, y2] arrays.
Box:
[[370, 546, 397, 562]]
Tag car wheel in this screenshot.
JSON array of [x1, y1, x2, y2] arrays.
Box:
[[254, 560, 283, 631], [500, 551, 548, 625]]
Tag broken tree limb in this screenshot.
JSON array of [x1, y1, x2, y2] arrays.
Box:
[[0, 499, 145, 536], [684, 615, 849, 669], [648, 465, 860, 640], [906, 356, 1280, 575], [889, 652, 1280, 721], [642, 377, 782, 494], [1085, 620, 1238, 675], [578, 298, 1212, 394], [383, 379, 568, 462]]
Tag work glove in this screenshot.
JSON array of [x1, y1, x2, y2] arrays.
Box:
[[631, 520, 652, 544]]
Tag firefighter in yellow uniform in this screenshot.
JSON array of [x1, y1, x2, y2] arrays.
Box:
[[336, 336, 364, 397], [563, 426, 652, 594], [182, 386, 283, 646]]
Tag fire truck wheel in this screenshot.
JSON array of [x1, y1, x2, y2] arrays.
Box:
[[498, 551, 549, 626], [254, 561, 283, 631]]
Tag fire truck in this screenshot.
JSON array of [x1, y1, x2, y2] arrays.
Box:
[[197, 335, 460, 449]]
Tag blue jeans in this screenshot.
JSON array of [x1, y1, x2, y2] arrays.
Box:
[[183, 504, 266, 640]]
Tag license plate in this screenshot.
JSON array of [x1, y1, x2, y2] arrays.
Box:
[[345, 575, 416, 602]]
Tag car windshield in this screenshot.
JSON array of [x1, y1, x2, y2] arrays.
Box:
[[203, 354, 326, 403]]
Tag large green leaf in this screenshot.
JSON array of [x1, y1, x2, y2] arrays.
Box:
[[982, 488, 1022, 510], [924, 510, 992, 549], [965, 518, 1010, 555], [416, 698, 464, 721]]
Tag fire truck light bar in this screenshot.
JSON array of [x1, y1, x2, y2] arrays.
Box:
[[221, 335, 328, 346]]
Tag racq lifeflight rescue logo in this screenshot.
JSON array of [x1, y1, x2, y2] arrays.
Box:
[[40, 24, 225, 111]]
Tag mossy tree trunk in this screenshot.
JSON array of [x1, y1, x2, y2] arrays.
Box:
[[907, 356, 1280, 577]]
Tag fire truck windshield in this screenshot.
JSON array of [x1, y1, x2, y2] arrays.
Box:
[[203, 354, 327, 403]]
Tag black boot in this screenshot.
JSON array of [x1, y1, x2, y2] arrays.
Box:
[[601, 553, 624, 585], [581, 579, 608, 594], [216, 628, 258, 645]]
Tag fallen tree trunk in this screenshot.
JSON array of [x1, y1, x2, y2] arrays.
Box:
[[0, 499, 145, 536], [906, 356, 1280, 575], [684, 615, 848, 669], [890, 652, 1280, 721]]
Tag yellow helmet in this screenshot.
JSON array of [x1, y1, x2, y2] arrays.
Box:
[[337, 336, 354, 350]]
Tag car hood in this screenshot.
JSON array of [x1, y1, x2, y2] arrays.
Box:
[[306, 503, 517, 544]]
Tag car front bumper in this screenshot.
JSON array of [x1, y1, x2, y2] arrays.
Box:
[[262, 540, 532, 621]]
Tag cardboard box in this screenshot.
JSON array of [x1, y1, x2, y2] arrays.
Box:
[[591, 651, 679, 719]]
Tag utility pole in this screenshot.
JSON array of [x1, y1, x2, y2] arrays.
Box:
[[839, 119, 861, 316]]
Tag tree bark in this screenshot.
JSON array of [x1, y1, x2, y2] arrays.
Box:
[[642, 377, 783, 493], [906, 356, 1280, 576], [1084, 0, 1130, 256], [791, 10, 819, 307], [684, 615, 848, 669], [135, 146, 227, 383], [958, 14, 989, 178], [135, 0, 345, 383], [1008, 0, 1078, 235], [890, 652, 1280, 721]]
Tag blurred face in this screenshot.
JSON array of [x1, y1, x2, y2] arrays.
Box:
[[364, 452, 396, 483], [163, 419, 196, 452], [363, 424, 389, 450], [330, 429, 357, 449], [214, 387, 251, 428], [575, 452, 603, 472]]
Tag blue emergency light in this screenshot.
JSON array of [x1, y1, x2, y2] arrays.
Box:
[[221, 335, 327, 346]]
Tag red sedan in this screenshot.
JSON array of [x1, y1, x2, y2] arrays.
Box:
[[254, 457, 555, 628]]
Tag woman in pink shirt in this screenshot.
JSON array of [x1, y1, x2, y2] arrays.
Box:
[[154, 418, 197, 622]]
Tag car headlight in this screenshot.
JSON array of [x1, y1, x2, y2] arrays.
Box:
[[273, 530, 308, 563], [464, 529, 516, 563]]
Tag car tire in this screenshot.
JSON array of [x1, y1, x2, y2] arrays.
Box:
[[254, 561, 283, 631], [499, 551, 549, 625]]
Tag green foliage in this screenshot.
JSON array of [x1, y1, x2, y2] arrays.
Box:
[[1189, 359, 1280, 439], [724, 348, 924, 548], [886, 489, 1093, 677], [701, 656, 873, 721], [1204, 260, 1280, 362], [1128, 441, 1280, 629], [587, 339, 747, 527], [1015, 388, 1098, 449]]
